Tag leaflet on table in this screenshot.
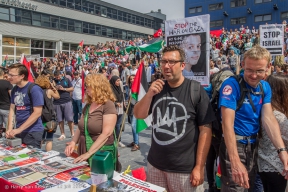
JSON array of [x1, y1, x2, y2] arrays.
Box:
[[0, 153, 30, 164], [0, 145, 31, 156], [26, 150, 60, 160], [41, 179, 91, 192], [2, 167, 34, 181], [0, 157, 39, 173], [12, 172, 47, 186]]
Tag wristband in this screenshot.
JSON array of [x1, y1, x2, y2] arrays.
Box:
[[277, 147, 287, 154]]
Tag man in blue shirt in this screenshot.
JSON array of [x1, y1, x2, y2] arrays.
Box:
[[6, 64, 44, 148], [218, 46, 288, 192]]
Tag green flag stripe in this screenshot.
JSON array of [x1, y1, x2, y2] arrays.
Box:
[[136, 119, 148, 133]]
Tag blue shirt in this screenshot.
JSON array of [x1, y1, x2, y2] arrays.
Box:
[[11, 82, 44, 133], [218, 75, 271, 140]]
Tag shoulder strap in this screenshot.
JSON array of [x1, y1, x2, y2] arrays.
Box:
[[190, 80, 201, 110], [12, 85, 18, 114], [27, 83, 36, 114], [235, 75, 247, 111]]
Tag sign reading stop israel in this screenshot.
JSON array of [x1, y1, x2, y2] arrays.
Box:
[[260, 24, 284, 55]]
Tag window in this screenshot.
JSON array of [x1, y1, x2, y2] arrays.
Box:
[[88, 3, 94, 14], [281, 12, 288, 20], [31, 40, 43, 48], [41, 14, 50, 28], [74, 21, 82, 33], [255, 14, 271, 22], [75, 0, 81, 10], [231, 0, 246, 7], [189, 6, 202, 14], [89, 24, 95, 35], [210, 20, 223, 27], [0, 7, 9, 21], [16, 38, 30, 47], [95, 25, 101, 35], [51, 17, 59, 28], [255, 0, 271, 3], [59, 0, 66, 7], [67, 0, 74, 9], [102, 27, 107, 36], [118, 11, 123, 21], [83, 22, 89, 33], [67, 19, 74, 31], [44, 41, 55, 49], [231, 17, 246, 25], [62, 43, 69, 50], [32, 12, 41, 26], [107, 28, 112, 37], [60, 19, 67, 30], [209, 3, 223, 11], [101, 6, 107, 17]]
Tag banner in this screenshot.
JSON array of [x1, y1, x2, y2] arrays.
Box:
[[259, 24, 284, 55], [165, 14, 210, 85]]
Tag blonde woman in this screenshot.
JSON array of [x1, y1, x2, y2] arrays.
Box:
[[65, 74, 117, 164]]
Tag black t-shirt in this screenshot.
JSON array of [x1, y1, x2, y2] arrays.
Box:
[[53, 77, 72, 105], [147, 78, 215, 173], [0, 79, 13, 110]]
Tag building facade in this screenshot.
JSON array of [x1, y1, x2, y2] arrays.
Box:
[[0, 0, 164, 64], [185, 0, 288, 30]]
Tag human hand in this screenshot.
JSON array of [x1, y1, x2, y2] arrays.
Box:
[[73, 152, 91, 163], [278, 151, 288, 179], [5, 129, 12, 138], [190, 166, 204, 187], [64, 142, 75, 157], [147, 79, 165, 97], [8, 129, 22, 138], [231, 161, 249, 188]]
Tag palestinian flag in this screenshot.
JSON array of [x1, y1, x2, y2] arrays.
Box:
[[153, 28, 163, 38], [131, 62, 151, 133], [1, 55, 8, 67], [81, 69, 85, 103], [138, 37, 164, 53], [20, 54, 34, 82]]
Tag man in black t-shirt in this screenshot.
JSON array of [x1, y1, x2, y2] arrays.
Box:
[[0, 68, 13, 137], [134, 45, 215, 191]]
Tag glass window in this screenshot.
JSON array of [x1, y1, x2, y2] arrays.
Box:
[[31, 40, 43, 48], [83, 22, 89, 33], [51, 17, 59, 28], [59, 0, 66, 7], [22, 10, 31, 18], [255, 16, 262, 22], [209, 3, 223, 11], [101, 6, 107, 17], [96, 25, 101, 35], [210, 20, 223, 27], [2, 37, 15, 46], [122, 31, 127, 40], [196, 7, 202, 12], [107, 28, 112, 37], [74, 21, 82, 33], [102, 27, 107, 36], [75, 0, 81, 10], [62, 43, 69, 50], [95, 4, 100, 15], [189, 8, 195, 14], [0, 7, 9, 21], [32, 12, 41, 26], [67, 20, 74, 31], [231, 0, 246, 8], [263, 14, 271, 21], [41, 14, 50, 27], [60, 19, 67, 30], [118, 11, 123, 20], [67, 0, 74, 9], [113, 28, 118, 38], [189, 6, 202, 14], [82, 1, 88, 12], [231, 17, 246, 25], [16, 38, 30, 47], [2, 47, 14, 55], [123, 12, 127, 22], [131, 15, 136, 24], [45, 41, 55, 49], [16, 47, 30, 56], [281, 12, 288, 20], [255, 0, 271, 3], [21, 18, 31, 25], [44, 50, 55, 57], [112, 9, 117, 19], [89, 24, 95, 34], [31, 49, 43, 57], [70, 44, 78, 51], [88, 3, 94, 14]]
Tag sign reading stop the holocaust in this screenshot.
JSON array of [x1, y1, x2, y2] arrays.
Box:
[[260, 24, 284, 55]]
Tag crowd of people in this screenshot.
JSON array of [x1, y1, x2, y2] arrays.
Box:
[[0, 21, 288, 192]]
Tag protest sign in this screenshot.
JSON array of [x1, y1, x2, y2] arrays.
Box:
[[165, 14, 210, 85], [260, 24, 284, 55]]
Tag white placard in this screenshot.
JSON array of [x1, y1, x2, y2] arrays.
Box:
[[259, 24, 284, 55], [113, 173, 166, 192], [165, 15, 210, 86], [90, 173, 108, 185]]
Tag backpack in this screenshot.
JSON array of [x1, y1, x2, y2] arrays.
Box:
[[210, 70, 264, 136], [12, 83, 56, 123]]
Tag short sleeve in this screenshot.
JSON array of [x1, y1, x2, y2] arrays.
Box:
[[31, 86, 44, 107], [261, 81, 271, 104], [196, 85, 216, 126], [67, 78, 72, 88], [103, 100, 117, 115], [7, 82, 13, 90], [218, 78, 240, 111]]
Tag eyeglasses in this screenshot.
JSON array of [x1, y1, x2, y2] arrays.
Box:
[[7, 73, 19, 77], [160, 60, 183, 66], [245, 69, 266, 75]]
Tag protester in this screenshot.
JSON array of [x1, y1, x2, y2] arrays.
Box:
[[64, 74, 117, 164], [258, 75, 288, 192], [6, 64, 44, 149], [53, 70, 74, 140], [134, 45, 215, 191], [0, 68, 13, 138], [71, 71, 82, 125], [35, 75, 60, 151], [218, 46, 288, 191]]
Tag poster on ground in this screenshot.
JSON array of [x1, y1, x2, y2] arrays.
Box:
[[259, 24, 284, 55], [165, 14, 210, 85]]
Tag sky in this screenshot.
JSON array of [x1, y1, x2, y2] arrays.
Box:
[[101, 0, 184, 20]]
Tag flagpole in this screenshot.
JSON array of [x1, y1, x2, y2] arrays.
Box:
[[117, 96, 132, 144]]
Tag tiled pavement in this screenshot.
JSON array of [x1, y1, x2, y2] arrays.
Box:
[[45, 120, 209, 191]]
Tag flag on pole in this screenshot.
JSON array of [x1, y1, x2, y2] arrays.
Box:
[[131, 62, 151, 133], [138, 37, 164, 53], [153, 28, 163, 38], [20, 54, 34, 82], [1, 55, 8, 67], [78, 40, 84, 50], [81, 70, 85, 103]]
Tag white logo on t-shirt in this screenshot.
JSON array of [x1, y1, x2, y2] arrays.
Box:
[[14, 92, 26, 106], [151, 97, 190, 146]]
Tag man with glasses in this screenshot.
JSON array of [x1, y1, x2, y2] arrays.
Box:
[[218, 45, 288, 191], [6, 64, 44, 148], [134, 45, 215, 191]]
